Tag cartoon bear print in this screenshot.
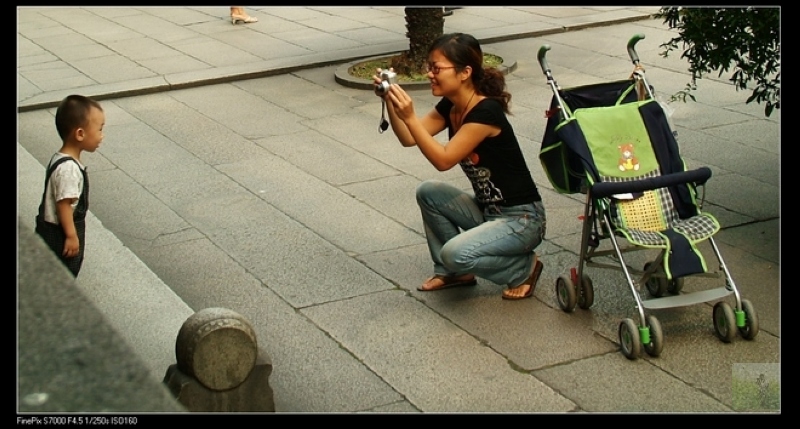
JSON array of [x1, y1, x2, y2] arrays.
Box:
[[618, 143, 640, 171]]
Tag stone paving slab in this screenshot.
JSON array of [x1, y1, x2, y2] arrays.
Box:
[[302, 290, 579, 412], [534, 354, 734, 412]]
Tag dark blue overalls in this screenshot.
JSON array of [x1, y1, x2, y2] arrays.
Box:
[[35, 156, 89, 277]]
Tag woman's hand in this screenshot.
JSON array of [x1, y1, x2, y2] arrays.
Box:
[[373, 67, 415, 122], [386, 84, 416, 123]]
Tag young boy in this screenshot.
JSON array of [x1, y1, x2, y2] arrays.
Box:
[[35, 94, 105, 277]]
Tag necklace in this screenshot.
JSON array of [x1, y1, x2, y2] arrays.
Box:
[[454, 91, 476, 132]]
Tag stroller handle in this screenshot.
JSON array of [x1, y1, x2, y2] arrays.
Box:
[[627, 33, 645, 65], [537, 45, 552, 76], [591, 167, 712, 199]]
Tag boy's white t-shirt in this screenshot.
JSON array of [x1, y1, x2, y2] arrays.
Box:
[[42, 153, 85, 224]]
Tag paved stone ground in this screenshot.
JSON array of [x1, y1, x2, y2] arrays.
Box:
[[17, 7, 780, 413]]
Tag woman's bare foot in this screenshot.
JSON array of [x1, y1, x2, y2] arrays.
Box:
[[502, 255, 543, 300], [502, 283, 532, 299]]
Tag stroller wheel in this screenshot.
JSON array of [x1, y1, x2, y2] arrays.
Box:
[[556, 275, 577, 312], [713, 301, 737, 343], [667, 277, 684, 295], [737, 299, 759, 340], [578, 274, 594, 309], [643, 314, 664, 357], [644, 262, 668, 298], [618, 318, 641, 360]]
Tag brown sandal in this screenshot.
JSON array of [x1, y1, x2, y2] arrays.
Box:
[[418, 274, 477, 292], [502, 258, 543, 300]]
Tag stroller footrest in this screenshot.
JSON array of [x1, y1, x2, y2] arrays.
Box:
[[641, 287, 733, 310]]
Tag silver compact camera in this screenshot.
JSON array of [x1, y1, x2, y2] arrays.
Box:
[[374, 70, 397, 96]]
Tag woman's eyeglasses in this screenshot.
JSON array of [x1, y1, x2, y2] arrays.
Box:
[[426, 63, 457, 74]]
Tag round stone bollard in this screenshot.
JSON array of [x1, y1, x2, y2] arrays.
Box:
[[164, 307, 274, 412], [175, 307, 258, 391]]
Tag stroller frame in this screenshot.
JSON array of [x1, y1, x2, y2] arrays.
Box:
[[537, 34, 759, 360]]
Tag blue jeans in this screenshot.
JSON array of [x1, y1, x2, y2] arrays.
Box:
[[416, 180, 546, 288]]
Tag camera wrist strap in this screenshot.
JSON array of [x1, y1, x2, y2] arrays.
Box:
[[379, 99, 389, 133]]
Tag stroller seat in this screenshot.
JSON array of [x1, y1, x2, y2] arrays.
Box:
[[609, 178, 719, 248]]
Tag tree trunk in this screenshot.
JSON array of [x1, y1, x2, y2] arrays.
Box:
[[390, 7, 444, 76]]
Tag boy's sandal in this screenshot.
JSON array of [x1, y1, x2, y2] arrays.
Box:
[[418, 274, 477, 292]]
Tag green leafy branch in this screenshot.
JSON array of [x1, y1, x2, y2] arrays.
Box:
[[655, 7, 780, 117]]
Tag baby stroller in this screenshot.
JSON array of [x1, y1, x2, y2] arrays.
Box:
[[537, 34, 759, 360]]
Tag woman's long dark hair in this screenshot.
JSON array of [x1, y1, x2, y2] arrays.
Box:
[[428, 32, 511, 114]]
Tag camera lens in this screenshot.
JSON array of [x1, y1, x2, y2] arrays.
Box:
[[374, 81, 389, 96]]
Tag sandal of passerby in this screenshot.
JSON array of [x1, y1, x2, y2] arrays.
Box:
[[231, 6, 258, 24]]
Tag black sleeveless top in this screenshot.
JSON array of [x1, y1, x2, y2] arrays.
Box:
[[435, 97, 541, 206]]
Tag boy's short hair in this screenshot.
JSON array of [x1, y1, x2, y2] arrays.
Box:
[[54, 94, 103, 142]]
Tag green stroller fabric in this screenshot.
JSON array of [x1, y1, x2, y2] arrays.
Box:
[[558, 97, 719, 279], [540, 79, 639, 194]]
